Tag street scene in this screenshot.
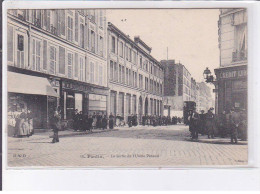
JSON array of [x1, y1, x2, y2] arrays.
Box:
[[6, 8, 248, 167]]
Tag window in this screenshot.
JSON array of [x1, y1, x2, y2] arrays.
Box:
[[79, 57, 84, 81], [99, 65, 103, 85], [95, 62, 99, 83], [119, 65, 122, 83], [49, 45, 57, 74], [111, 36, 115, 53], [125, 46, 128, 61], [119, 41, 123, 57], [58, 10, 65, 36], [17, 34, 25, 68], [132, 71, 135, 86], [67, 16, 73, 41], [74, 53, 78, 78], [32, 10, 41, 27], [43, 10, 50, 31], [75, 12, 79, 42], [126, 68, 129, 85], [43, 40, 47, 70], [32, 39, 41, 71], [90, 62, 94, 83], [80, 24, 84, 48], [129, 48, 132, 62], [110, 61, 114, 81], [133, 51, 136, 64], [114, 62, 118, 82], [59, 46, 65, 74], [129, 70, 132, 86], [140, 56, 142, 68], [90, 30, 95, 52], [7, 25, 14, 63], [67, 52, 73, 78], [135, 72, 137, 87], [99, 11, 103, 28], [99, 36, 103, 56], [122, 66, 125, 84]]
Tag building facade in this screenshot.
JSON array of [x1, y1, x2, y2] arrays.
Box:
[[7, 9, 108, 130], [197, 82, 213, 113], [161, 60, 192, 117], [107, 22, 164, 122], [214, 8, 247, 114]]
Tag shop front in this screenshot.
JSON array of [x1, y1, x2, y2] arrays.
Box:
[[215, 65, 247, 114], [60, 79, 109, 125], [7, 72, 59, 136]]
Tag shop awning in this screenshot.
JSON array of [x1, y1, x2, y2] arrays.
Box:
[[8, 72, 59, 97]]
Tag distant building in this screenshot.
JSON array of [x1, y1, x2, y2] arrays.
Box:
[[214, 8, 247, 114], [161, 60, 192, 116], [197, 82, 213, 113], [107, 22, 164, 122], [7, 9, 108, 130]]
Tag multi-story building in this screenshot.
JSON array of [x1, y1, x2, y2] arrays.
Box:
[[7, 9, 108, 130], [107, 22, 164, 122], [214, 8, 247, 114], [197, 82, 213, 113], [161, 60, 192, 116]]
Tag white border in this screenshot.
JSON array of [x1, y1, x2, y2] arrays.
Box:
[[2, 0, 260, 190]]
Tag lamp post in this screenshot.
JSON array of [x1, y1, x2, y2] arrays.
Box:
[[203, 67, 218, 114]]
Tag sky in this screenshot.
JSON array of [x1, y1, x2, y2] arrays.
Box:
[[106, 9, 220, 83]]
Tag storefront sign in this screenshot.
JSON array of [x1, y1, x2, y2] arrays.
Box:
[[219, 69, 247, 79]]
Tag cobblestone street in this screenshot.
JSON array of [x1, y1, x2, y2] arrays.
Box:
[[7, 124, 248, 167]]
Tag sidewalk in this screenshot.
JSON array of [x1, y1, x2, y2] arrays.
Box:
[[8, 128, 118, 143], [186, 135, 248, 145]]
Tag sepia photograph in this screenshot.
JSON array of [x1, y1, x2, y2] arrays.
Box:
[[5, 7, 248, 167]]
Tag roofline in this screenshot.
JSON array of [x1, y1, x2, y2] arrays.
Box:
[[134, 36, 152, 52], [108, 22, 163, 69]]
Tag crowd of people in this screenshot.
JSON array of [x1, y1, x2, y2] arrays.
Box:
[[11, 109, 34, 138], [140, 115, 183, 127], [72, 110, 115, 132], [188, 107, 247, 143]]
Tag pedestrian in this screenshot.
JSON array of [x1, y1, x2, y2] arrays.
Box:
[[199, 110, 206, 135], [230, 107, 240, 144], [109, 113, 114, 129], [16, 109, 28, 137], [92, 112, 97, 129], [239, 109, 247, 141], [84, 113, 89, 131], [102, 113, 108, 130], [51, 109, 61, 143], [27, 109, 34, 136], [73, 109, 79, 131], [88, 114, 93, 132], [205, 108, 215, 139], [128, 114, 133, 127], [189, 111, 200, 140], [78, 111, 84, 131], [133, 114, 138, 126]]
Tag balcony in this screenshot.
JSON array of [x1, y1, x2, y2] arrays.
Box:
[[50, 25, 57, 36], [18, 14, 26, 21], [232, 50, 247, 62], [33, 18, 41, 28]]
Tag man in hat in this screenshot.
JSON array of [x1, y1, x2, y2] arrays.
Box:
[[205, 108, 215, 139], [230, 107, 240, 144]]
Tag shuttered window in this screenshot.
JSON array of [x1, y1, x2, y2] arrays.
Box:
[[17, 34, 24, 68], [58, 10, 65, 36], [67, 16, 73, 41], [59, 46, 65, 74], [32, 39, 41, 71], [43, 40, 47, 70], [7, 25, 14, 62], [49, 46, 56, 74], [99, 65, 103, 85], [75, 12, 79, 42], [90, 30, 95, 52], [110, 61, 113, 81], [68, 52, 73, 78], [44, 10, 50, 31], [80, 24, 84, 48], [74, 53, 78, 78], [95, 62, 99, 83], [79, 57, 84, 81], [90, 62, 94, 83]]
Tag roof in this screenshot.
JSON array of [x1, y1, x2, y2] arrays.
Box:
[[108, 22, 163, 69]]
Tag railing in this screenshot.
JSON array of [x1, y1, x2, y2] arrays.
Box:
[[232, 50, 247, 62], [33, 18, 41, 28], [50, 25, 57, 36], [18, 14, 26, 21]]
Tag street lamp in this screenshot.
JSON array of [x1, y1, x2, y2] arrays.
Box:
[[203, 67, 215, 83]]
